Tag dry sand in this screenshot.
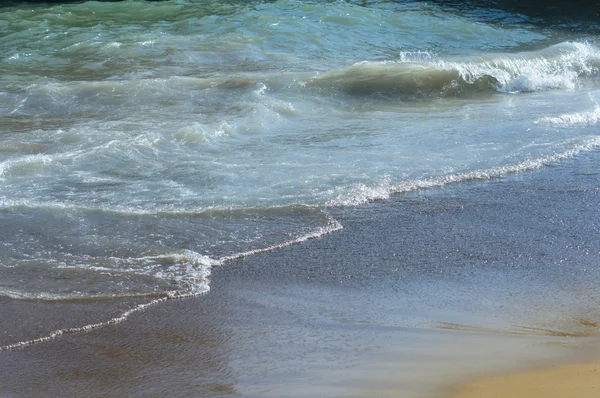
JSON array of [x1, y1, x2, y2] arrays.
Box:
[[450, 360, 600, 398]]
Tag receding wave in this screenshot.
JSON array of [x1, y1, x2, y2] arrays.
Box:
[[3, 129, 596, 350], [0, 213, 342, 351], [306, 42, 600, 98], [328, 136, 600, 207], [0, 297, 169, 351], [0, 249, 216, 302], [220, 213, 342, 262], [3, 136, 598, 350]]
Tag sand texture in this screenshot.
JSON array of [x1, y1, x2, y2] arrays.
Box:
[[451, 360, 600, 398]]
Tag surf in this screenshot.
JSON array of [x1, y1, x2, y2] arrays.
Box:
[[306, 42, 600, 98]]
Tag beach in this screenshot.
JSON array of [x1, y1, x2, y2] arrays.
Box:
[[2, 149, 599, 397], [450, 360, 600, 398], [1, 1, 600, 396]]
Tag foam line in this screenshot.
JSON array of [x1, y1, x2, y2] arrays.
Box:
[[219, 214, 343, 262], [0, 215, 343, 351], [2, 136, 598, 351], [0, 297, 168, 351], [330, 136, 600, 207]]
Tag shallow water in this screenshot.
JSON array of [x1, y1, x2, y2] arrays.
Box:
[[2, 148, 599, 397], [0, 0, 599, 323]]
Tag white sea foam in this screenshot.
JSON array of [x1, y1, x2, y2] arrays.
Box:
[[329, 136, 600, 207], [173, 122, 231, 145], [535, 106, 600, 126], [310, 42, 600, 96], [0, 153, 57, 178], [149, 250, 219, 294], [447, 42, 600, 93]]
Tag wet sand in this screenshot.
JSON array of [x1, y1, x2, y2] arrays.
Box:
[[1, 150, 600, 397]]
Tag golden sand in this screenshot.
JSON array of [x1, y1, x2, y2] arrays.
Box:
[[450, 360, 600, 398]]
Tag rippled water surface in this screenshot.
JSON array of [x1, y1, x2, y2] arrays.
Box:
[[1, 0, 599, 303]]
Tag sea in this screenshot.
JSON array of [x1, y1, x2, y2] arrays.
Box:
[[1, 0, 599, 349]]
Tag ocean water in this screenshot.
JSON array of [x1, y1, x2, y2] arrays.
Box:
[[1, 0, 599, 343]]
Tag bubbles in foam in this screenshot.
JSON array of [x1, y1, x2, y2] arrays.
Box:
[[327, 175, 393, 207], [398, 50, 437, 63], [149, 250, 220, 294], [327, 136, 600, 208], [310, 42, 600, 97], [535, 106, 600, 126], [442, 42, 600, 93], [172, 122, 232, 145], [0, 153, 56, 178]]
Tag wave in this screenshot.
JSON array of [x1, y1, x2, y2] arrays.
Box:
[[0, 213, 342, 351], [25, 75, 261, 97], [306, 42, 600, 98], [0, 249, 215, 302], [23, 42, 599, 103], [535, 105, 600, 126], [0, 209, 341, 301], [328, 135, 600, 207], [21, 41, 599, 105], [5, 134, 599, 305], [3, 134, 600, 350], [306, 61, 498, 97]]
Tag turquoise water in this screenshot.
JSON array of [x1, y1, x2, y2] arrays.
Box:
[[1, 1, 599, 303]]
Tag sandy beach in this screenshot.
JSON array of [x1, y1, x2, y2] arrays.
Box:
[[1, 150, 600, 397], [450, 360, 600, 398]]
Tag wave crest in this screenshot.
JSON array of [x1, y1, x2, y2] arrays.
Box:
[[307, 42, 600, 98]]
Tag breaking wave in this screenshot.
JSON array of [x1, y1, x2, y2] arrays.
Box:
[[307, 42, 600, 97]]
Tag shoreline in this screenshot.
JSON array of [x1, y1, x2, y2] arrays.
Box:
[[1, 150, 600, 397]]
